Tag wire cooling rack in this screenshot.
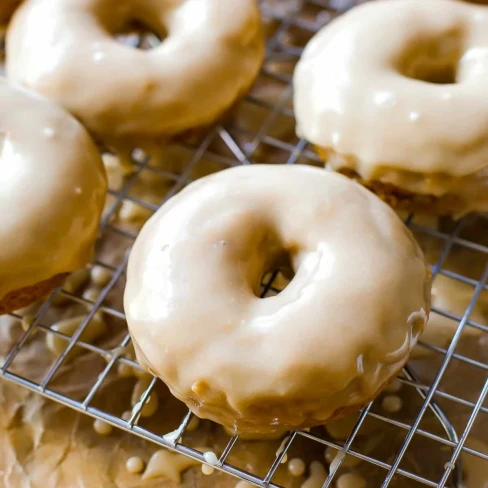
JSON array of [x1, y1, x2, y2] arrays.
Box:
[[1, 1, 488, 487]]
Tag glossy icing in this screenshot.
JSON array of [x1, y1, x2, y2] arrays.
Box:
[[294, 0, 488, 204], [6, 0, 264, 145], [124, 164, 431, 435], [0, 78, 107, 302]]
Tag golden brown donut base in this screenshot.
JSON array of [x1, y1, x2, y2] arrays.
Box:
[[338, 168, 462, 216], [0, 0, 21, 24], [315, 147, 462, 216], [0, 273, 67, 315]]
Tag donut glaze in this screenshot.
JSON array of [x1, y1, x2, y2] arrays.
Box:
[[6, 0, 264, 145], [294, 0, 488, 215], [125, 164, 431, 435], [0, 79, 107, 313]]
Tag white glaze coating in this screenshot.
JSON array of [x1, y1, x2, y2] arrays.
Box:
[[125, 456, 144, 474], [6, 0, 264, 144], [0, 78, 107, 302], [288, 458, 306, 477], [125, 164, 430, 435], [294, 0, 488, 198]]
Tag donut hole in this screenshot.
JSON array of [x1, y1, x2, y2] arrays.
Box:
[[114, 19, 166, 50], [397, 29, 464, 84], [260, 268, 295, 297], [259, 251, 296, 298]]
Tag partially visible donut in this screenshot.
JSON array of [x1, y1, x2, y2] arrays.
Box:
[[0, 79, 107, 315], [294, 0, 488, 217], [6, 0, 264, 150], [125, 164, 431, 436]]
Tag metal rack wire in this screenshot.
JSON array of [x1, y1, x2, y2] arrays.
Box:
[[1, 1, 488, 487]]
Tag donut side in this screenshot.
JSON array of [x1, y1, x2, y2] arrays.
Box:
[[0, 273, 67, 315], [0, 0, 21, 25], [314, 147, 481, 217]]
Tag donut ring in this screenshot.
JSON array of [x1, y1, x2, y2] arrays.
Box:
[[294, 0, 488, 216], [6, 0, 264, 147], [0, 79, 107, 315], [125, 164, 431, 435]]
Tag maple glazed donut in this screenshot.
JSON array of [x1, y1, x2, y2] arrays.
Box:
[[124, 164, 431, 435], [0, 79, 107, 315], [294, 0, 488, 217], [6, 0, 264, 149]]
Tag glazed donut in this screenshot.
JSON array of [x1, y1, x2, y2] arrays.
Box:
[[294, 0, 488, 217], [124, 164, 431, 435], [6, 0, 264, 150], [0, 79, 107, 315]]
